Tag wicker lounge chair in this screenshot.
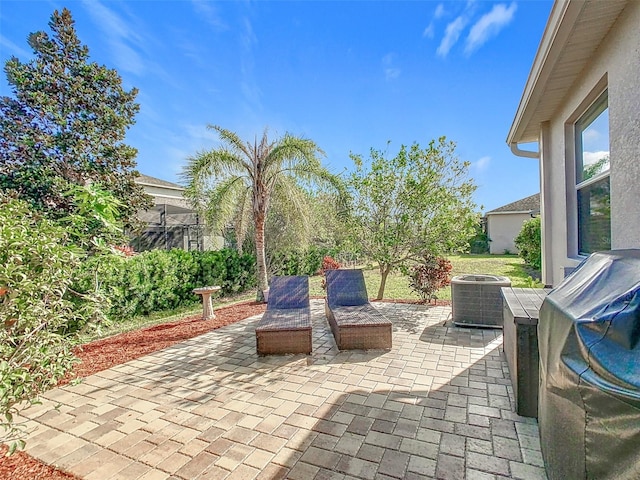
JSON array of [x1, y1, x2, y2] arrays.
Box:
[[325, 269, 392, 350], [255, 275, 312, 355]]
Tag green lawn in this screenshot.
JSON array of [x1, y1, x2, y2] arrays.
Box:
[[310, 254, 540, 301]]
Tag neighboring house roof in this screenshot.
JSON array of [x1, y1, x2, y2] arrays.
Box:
[[136, 173, 184, 192], [507, 0, 629, 146], [486, 194, 540, 215]]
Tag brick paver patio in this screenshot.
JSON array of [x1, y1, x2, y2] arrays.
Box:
[[17, 300, 547, 479]]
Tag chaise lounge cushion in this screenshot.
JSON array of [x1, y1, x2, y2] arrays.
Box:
[[325, 269, 392, 350], [255, 276, 312, 355], [255, 308, 310, 332], [334, 291, 367, 307], [267, 276, 309, 310], [329, 303, 390, 326]]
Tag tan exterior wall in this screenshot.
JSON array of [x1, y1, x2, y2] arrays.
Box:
[[141, 184, 187, 205], [541, 1, 640, 286], [487, 213, 532, 254]]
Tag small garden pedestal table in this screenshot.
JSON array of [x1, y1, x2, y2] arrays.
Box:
[[193, 286, 221, 320]]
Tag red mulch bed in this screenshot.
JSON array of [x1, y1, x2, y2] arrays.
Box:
[[0, 301, 265, 480], [0, 297, 447, 478], [60, 301, 266, 386], [0, 445, 80, 480]]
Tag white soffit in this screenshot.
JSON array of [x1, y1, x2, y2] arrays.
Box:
[[507, 0, 628, 145]]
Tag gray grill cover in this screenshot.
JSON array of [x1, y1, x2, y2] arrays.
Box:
[[538, 250, 640, 480]]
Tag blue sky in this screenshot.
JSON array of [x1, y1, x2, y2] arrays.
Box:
[[1, 0, 553, 212]]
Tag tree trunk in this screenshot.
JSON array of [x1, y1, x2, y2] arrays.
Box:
[[377, 264, 391, 300], [254, 211, 268, 302]]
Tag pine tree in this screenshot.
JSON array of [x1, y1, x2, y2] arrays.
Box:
[[0, 8, 150, 228]]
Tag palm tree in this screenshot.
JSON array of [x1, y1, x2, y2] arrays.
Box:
[[182, 125, 342, 301]]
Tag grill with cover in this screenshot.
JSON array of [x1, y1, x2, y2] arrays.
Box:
[[538, 249, 640, 480]]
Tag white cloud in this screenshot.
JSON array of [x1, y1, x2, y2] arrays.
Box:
[[80, 0, 146, 75], [465, 2, 517, 55], [583, 150, 609, 166], [385, 68, 401, 81], [0, 34, 31, 58], [382, 53, 394, 63], [239, 16, 261, 110], [423, 23, 435, 39], [241, 16, 257, 51], [474, 156, 491, 172], [437, 16, 468, 57], [184, 124, 221, 144], [423, 3, 445, 38], [382, 53, 401, 81], [191, 0, 227, 30]]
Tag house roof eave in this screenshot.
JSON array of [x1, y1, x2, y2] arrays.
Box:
[[136, 173, 185, 192], [507, 0, 629, 147], [486, 210, 535, 216]]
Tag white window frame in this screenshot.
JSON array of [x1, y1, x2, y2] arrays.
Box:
[[574, 90, 610, 256]]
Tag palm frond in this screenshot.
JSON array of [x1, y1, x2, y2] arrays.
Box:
[[266, 176, 313, 251], [273, 175, 312, 233], [232, 188, 253, 253], [182, 148, 248, 187], [182, 125, 344, 295], [201, 176, 249, 233], [264, 134, 323, 178], [208, 125, 254, 174]]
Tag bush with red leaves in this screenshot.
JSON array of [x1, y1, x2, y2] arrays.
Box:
[[318, 256, 341, 289], [112, 245, 135, 256], [318, 256, 341, 275], [408, 254, 452, 303]]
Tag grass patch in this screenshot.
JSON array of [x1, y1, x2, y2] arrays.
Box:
[[437, 254, 541, 300], [311, 254, 539, 301], [309, 267, 415, 299]]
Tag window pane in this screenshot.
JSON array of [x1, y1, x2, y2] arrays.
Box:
[[577, 176, 611, 254], [576, 99, 609, 183]]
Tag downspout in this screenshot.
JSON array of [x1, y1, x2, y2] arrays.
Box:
[[510, 142, 540, 159], [510, 135, 551, 286]]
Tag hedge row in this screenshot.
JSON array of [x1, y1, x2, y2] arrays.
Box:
[[77, 248, 256, 322], [76, 246, 350, 323]]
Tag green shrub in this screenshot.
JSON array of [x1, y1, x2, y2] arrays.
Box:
[[76, 248, 257, 322], [304, 246, 337, 276], [200, 248, 256, 294], [468, 222, 490, 254], [515, 217, 541, 270], [0, 196, 87, 450]]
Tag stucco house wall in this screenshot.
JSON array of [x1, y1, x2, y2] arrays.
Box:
[[485, 193, 539, 255], [545, 2, 639, 286], [508, 0, 639, 286], [487, 212, 532, 254]]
